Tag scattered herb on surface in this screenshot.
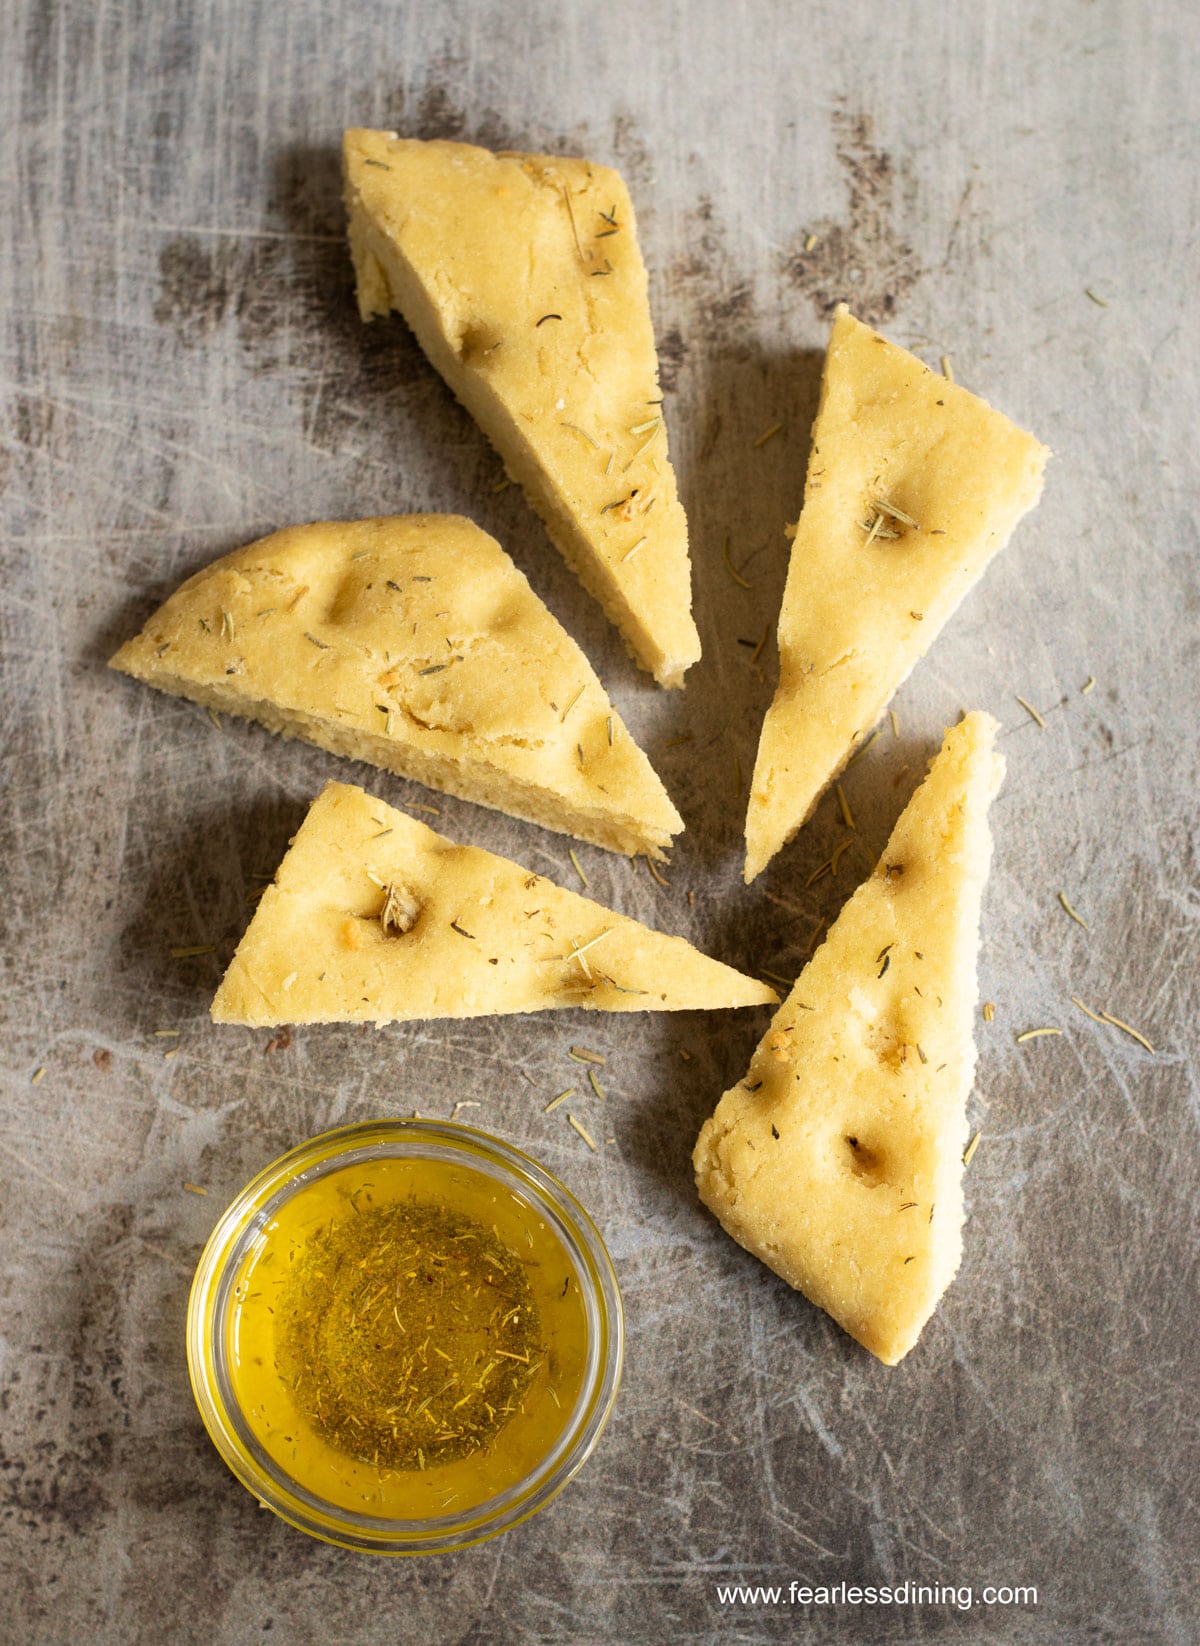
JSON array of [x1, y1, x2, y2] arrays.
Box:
[[1015, 695, 1045, 728]]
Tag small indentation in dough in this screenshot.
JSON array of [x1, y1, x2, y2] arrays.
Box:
[[845, 1134, 888, 1186], [380, 883, 421, 937], [457, 322, 505, 363]]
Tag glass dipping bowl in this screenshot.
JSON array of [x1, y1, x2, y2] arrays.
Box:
[[187, 1119, 623, 1554]]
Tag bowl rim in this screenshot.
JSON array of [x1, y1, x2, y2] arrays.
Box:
[[186, 1117, 624, 1554]]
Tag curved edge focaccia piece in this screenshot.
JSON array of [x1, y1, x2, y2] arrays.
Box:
[[212, 782, 776, 1026], [343, 130, 700, 689], [109, 515, 683, 859], [744, 305, 1047, 882], [697, 713, 1003, 1365]]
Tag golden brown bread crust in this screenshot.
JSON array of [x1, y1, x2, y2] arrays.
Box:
[[700, 713, 1004, 1365], [110, 514, 682, 857], [343, 131, 700, 687], [745, 306, 1047, 880], [212, 781, 777, 1026]]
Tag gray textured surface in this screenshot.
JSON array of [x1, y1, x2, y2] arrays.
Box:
[[3, 1, 1198, 1641]]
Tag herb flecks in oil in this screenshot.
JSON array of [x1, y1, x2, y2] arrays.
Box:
[[274, 1202, 542, 1472]]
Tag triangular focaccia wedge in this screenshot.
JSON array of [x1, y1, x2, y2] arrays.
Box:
[[696, 713, 1003, 1365], [110, 515, 682, 859], [744, 306, 1047, 881], [212, 782, 775, 1026], [344, 131, 699, 688]]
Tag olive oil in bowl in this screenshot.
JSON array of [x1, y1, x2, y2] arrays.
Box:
[[189, 1121, 622, 1553]]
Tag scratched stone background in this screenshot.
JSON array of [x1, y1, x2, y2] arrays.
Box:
[[2, 0, 1198, 1641]]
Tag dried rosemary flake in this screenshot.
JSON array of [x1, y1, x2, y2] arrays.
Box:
[[1081, 676, 1097, 694], [560, 685, 585, 723], [983, 1001, 996, 1022], [568, 1046, 606, 1066], [847, 728, 882, 768], [544, 1089, 574, 1113], [419, 663, 448, 676], [597, 974, 647, 996], [804, 232, 818, 251], [154, 1029, 181, 1038], [629, 418, 660, 435], [940, 354, 955, 382], [1071, 996, 1154, 1052], [206, 707, 222, 731], [1015, 695, 1046, 728], [1084, 287, 1109, 307], [561, 185, 587, 261], [645, 855, 669, 888], [961, 1131, 982, 1168], [750, 624, 770, 666], [622, 535, 648, 562], [587, 1067, 605, 1101], [621, 432, 660, 471], [1098, 1013, 1155, 1054], [760, 969, 794, 989], [362, 158, 392, 170], [606, 715, 614, 747], [1069, 995, 1107, 1027], [170, 944, 214, 958], [834, 783, 856, 831], [561, 421, 599, 448], [722, 535, 753, 589], [537, 313, 563, 326], [30, 1066, 45, 1085], [448, 919, 476, 940], [733, 754, 744, 798], [1015, 1027, 1062, 1043], [566, 928, 615, 966], [1057, 891, 1090, 930], [830, 838, 855, 877], [491, 475, 513, 493], [890, 709, 900, 738], [182, 1182, 208, 1196], [220, 608, 235, 640], [568, 848, 588, 889], [752, 422, 783, 448], [872, 498, 920, 530], [869, 509, 901, 544], [406, 802, 441, 816], [567, 1114, 599, 1151], [304, 632, 330, 650]]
